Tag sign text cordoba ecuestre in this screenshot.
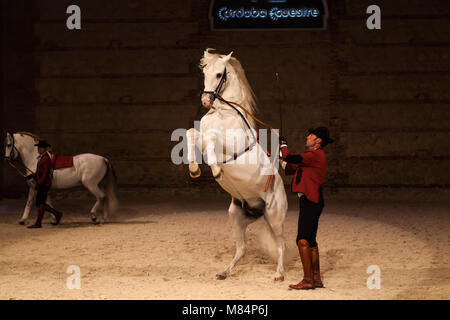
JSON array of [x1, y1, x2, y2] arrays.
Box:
[[210, 0, 328, 30]]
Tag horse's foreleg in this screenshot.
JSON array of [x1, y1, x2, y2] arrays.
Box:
[[204, 134, 222, 179], [187, 128, 201, 178], [217, 199, 252, 280], [19, 187, 35, 225]]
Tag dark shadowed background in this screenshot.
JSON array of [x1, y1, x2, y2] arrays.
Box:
[[1, 0, 449, 200]]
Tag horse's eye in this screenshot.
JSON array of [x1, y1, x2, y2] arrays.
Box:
[[216, 73, 222, 79], [7, 144, 11, 147]]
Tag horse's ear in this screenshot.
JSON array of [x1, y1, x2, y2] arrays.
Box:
[[204, 48, 215, 58], [220, 51, 233, 64]]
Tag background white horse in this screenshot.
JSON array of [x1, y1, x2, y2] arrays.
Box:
[[4, 132, 118, 224], [186, 49, 288, 281]]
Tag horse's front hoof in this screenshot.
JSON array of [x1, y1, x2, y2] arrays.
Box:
[[216, 273, 227, 280], [19, 221, 25, 226], [274, 275, 285, 282], [212, 168, 223, 180], [91, 216, 98, 223], [189, 170, 201, 179], [189, 163, 201, 178]]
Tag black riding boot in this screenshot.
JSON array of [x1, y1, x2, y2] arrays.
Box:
[[44, 204, 63, 225]]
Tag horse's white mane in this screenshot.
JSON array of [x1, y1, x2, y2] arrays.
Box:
[[15, 132, 40, 139], [200, 49, 258, 127], [14, 132, 41, 142]]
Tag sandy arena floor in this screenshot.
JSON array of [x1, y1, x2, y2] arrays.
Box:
[[0, 195, 448, 300]]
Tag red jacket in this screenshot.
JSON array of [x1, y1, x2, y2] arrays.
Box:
[[281, 146, 327, 204], [34, 153, 52, 187]]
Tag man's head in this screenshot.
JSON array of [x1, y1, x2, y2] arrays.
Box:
[[34, 140, 51, 155], [306, 133, 322, 149], [306, 127, 334, 149]]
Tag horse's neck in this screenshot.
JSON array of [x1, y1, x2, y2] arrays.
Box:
[[213, 102, 256, 136], [16, 136, 38, 172], [220, 75, 244, 106], [218, 77, 256, 128]]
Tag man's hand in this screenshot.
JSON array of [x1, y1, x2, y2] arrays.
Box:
[[279, 136, 288, 159], [279, 159, 287, 170], [279, 136, 288, 146], [25, 176, 36, 188]]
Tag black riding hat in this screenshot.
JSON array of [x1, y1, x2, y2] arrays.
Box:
[[34, 140, 51, 148], [308, 127, 334, 147]]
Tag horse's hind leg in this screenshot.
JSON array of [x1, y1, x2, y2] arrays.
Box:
[[216, 198, 254, 280], [99, 185, 109, 222], [83, 183, 106, 223], [264, 198, 287, 281]]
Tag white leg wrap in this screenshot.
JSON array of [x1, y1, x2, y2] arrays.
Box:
[[188, 141, 195, 163], [206, 142, 217, 165]]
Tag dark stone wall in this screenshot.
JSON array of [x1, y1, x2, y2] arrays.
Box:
[[2, 0, 449, 198], [1, 0, 39, 198]]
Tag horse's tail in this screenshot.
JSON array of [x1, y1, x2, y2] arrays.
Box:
[[103, 158, 119, 213]]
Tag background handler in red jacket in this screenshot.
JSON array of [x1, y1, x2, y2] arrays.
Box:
[[28, 140, 63, 229], [279, 127, 334, 290]]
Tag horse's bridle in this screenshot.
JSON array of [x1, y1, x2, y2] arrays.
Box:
[[202, 67, 228, 106], [4, 133, 17, 162], [4, 133, 34, 177], [202, 67, 259, 164]]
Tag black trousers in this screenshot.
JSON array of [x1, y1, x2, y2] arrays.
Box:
[[296, 188, 324, 248], [35, 185, 50, 206]]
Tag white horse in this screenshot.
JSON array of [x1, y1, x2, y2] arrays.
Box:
[[186, 49, 287, 281], [4, 132, 118, 224]]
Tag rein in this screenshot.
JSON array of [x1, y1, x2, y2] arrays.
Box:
[[7, 161, 27, 177], [203, 68, 281, 191], [203, 67, 280, 137]]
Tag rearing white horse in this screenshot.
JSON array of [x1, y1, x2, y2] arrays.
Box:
[[4, 132, 118, 224], [186, 49, 287, 281]]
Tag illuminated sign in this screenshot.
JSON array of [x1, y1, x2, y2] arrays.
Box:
[[210, 0, 328, 30]]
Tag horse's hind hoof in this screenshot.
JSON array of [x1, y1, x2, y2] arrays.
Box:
[[216, 273, 227, 280], [274, 275, 285, 282], [19, 221, 25, 226]]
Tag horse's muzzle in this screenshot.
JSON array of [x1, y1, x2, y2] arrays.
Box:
[[201, 93, 215, 109]]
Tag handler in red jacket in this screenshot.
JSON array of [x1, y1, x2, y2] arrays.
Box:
[[28, 140, 63, 228], [279, 127, 334, 290]]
